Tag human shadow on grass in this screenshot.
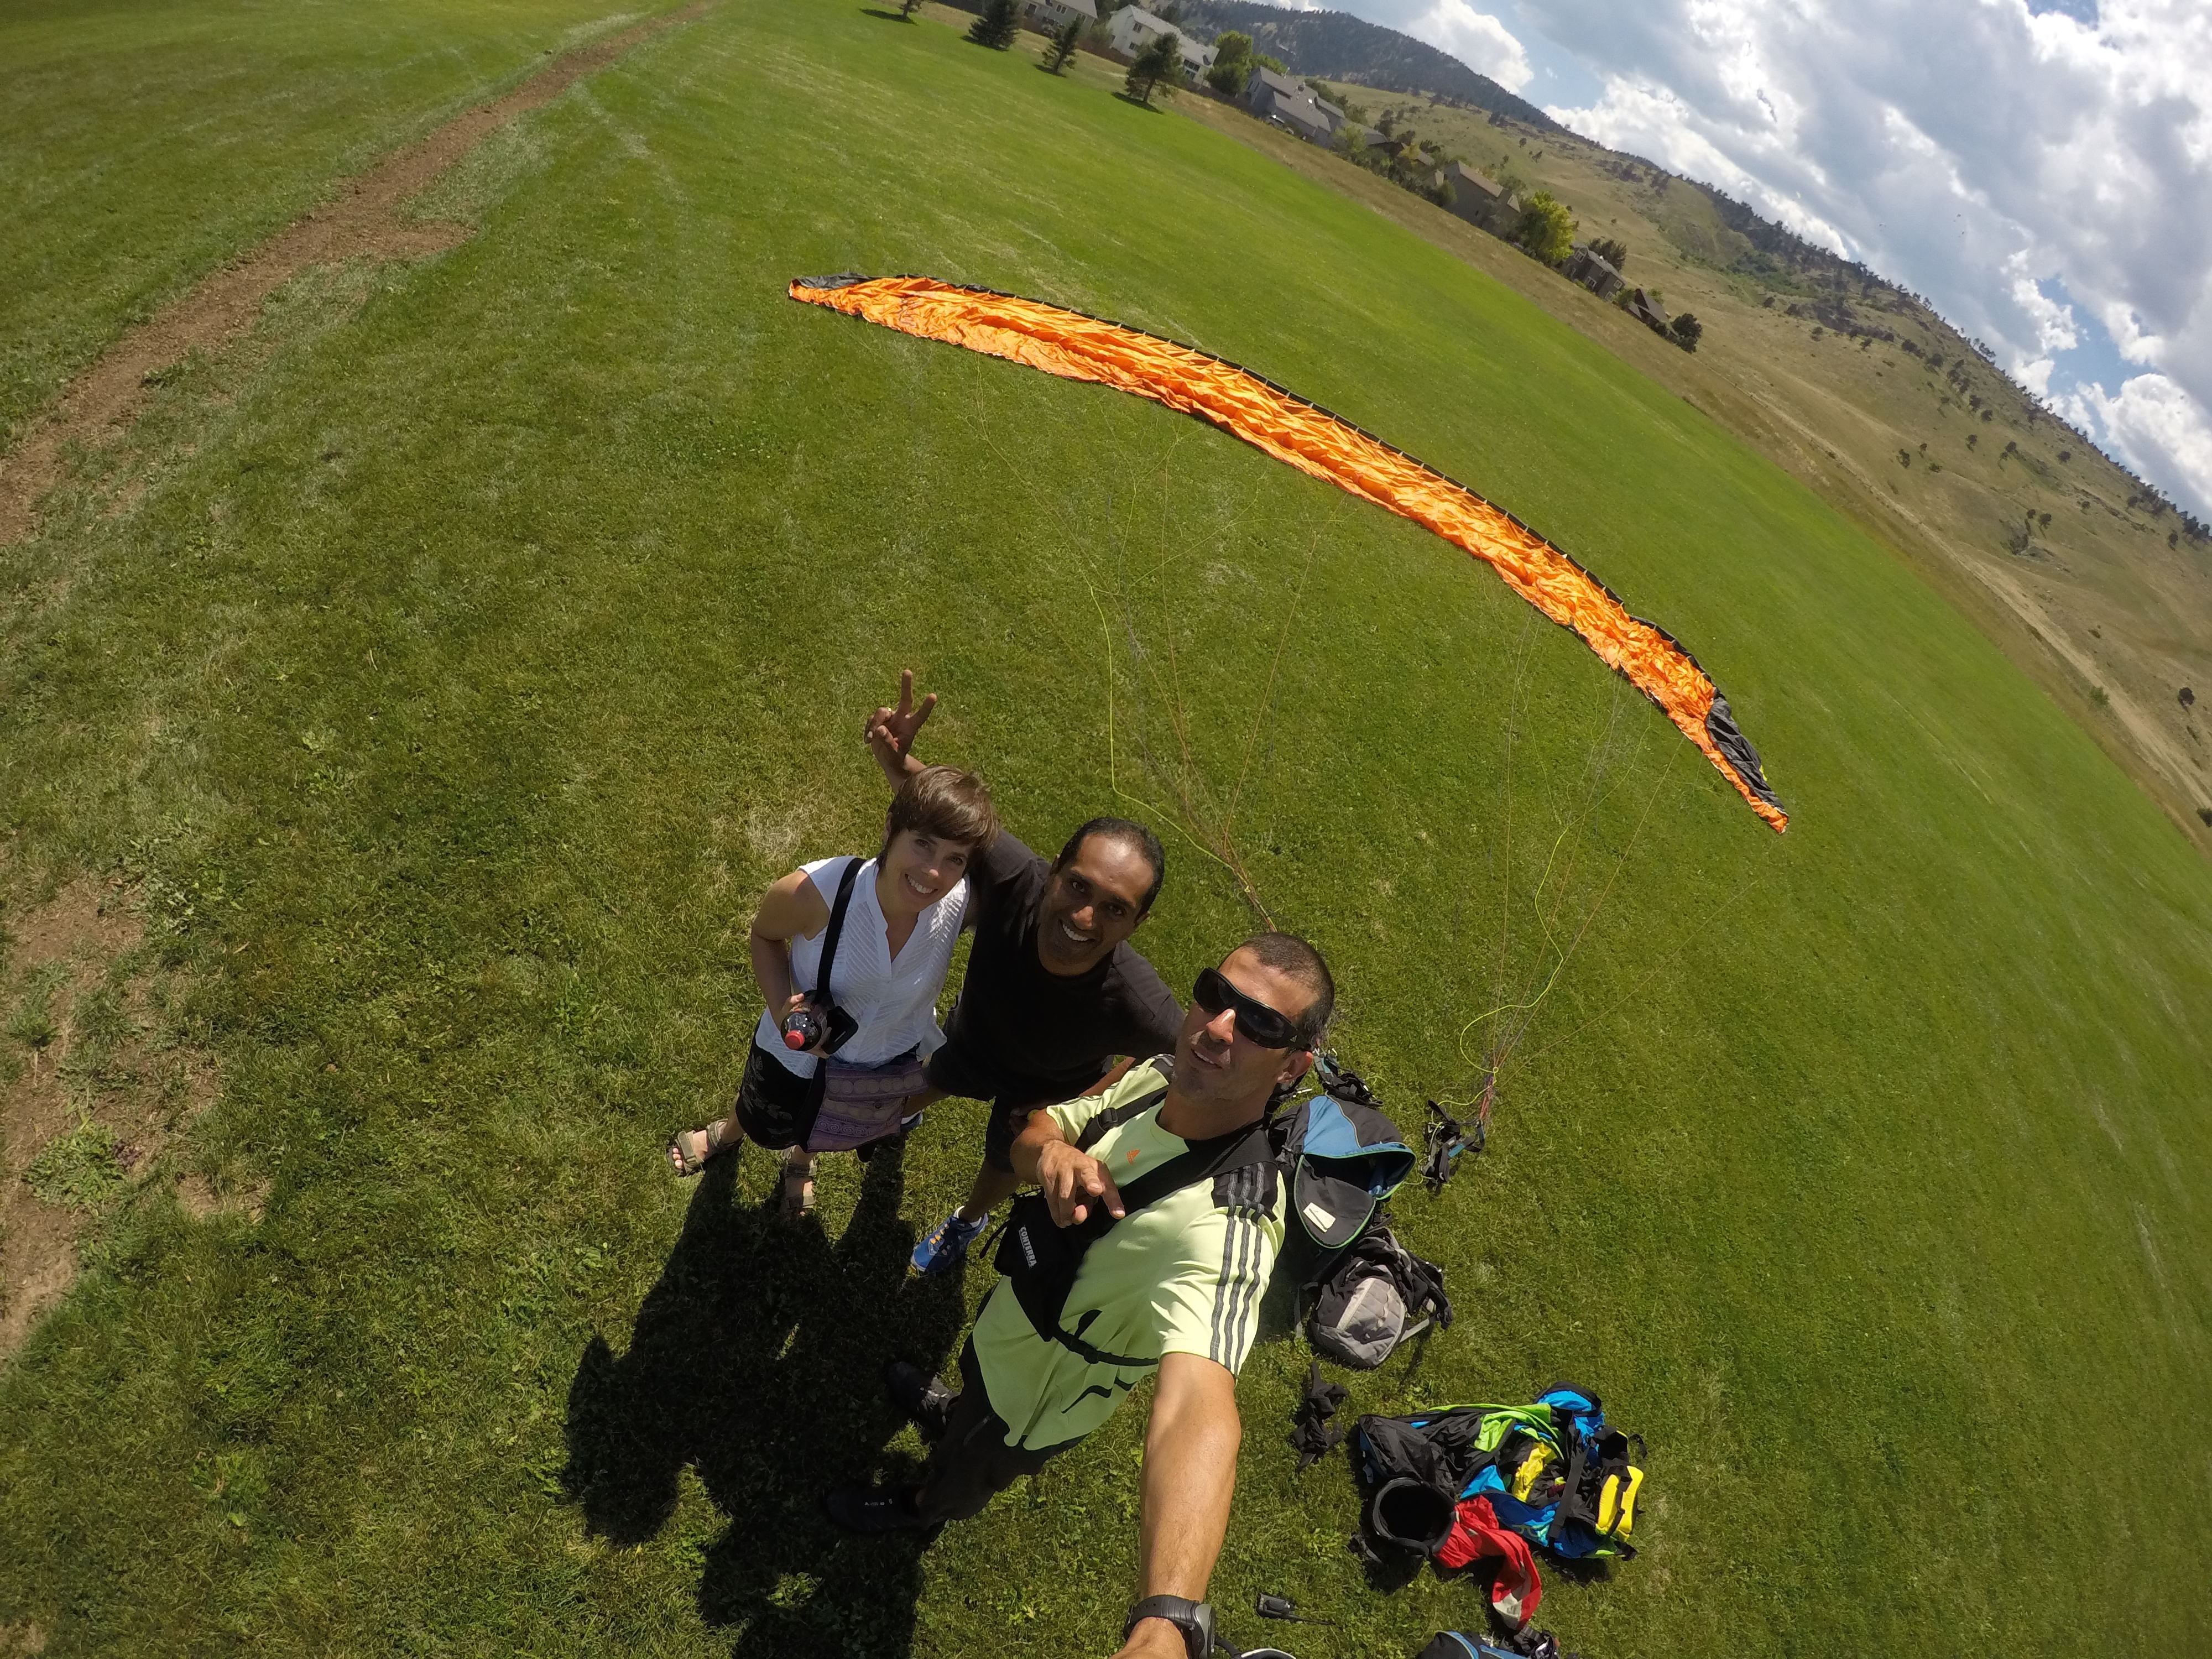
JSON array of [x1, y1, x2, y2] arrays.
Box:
[[562, 1142, 965, 1658], [859, 8, 916, 20]]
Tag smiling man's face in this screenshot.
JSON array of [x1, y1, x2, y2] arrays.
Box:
[[1035, 833, 1155, 975], [1175, 944, 1318, 1111]]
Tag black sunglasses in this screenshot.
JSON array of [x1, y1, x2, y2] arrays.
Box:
[[1192, 967, 1304, 1051]]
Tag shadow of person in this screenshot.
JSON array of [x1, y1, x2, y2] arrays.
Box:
[[562, 1140, 966, 1657]]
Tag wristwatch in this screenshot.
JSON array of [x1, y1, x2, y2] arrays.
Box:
[[1124, 1596, 1214, 1658]]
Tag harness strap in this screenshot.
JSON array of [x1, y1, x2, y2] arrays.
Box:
[[811, 857, 865, 1002], [1027, 1097, 1277, 1365], [1074, 1082, 1170, 1154]]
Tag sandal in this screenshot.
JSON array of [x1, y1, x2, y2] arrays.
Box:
[[780, 1154, 817, 1219], [668, 1120, 734, 1177]]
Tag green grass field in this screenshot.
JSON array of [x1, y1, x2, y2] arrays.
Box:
[[3, 2, 2209, 1655]]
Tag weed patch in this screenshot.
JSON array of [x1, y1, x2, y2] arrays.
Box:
[[23, 1119, 123, 1211]]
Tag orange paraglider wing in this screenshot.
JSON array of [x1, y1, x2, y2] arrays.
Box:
[[791, 273, 1785, 831]]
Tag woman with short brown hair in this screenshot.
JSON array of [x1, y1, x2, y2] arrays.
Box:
[[668, 765, 998, 1214]]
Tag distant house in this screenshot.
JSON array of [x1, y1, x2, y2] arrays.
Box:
[[1020, 0, 1094, 32], [1264, 90, 1334, 142], [1624, 287, 1670, 332], [1241, 66, 1307, 114], [1108, 6, 1214, 77], [1563, 243, 1625, 301], [1441, 161, 1520, 235], [1241, 66, 1339, 143]]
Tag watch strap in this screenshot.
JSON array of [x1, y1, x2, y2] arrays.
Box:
[[1124, 1596, 1213, 1658]]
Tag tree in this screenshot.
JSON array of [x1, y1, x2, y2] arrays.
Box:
[[1514, 190, 1575, 266], [1205, 29, 1252, 95], [1047, 14, 1082, 70], [1588, 235, 1629, 272], [1670, 312, 1703, 351], [967, 0, 1018, 49], [898, 0, 921, 17], [1253, 51, 1284, 71], [1124, 32, 1180, 104]]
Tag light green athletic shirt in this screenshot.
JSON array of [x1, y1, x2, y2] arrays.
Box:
[[970, 1060, 1285, 1452]]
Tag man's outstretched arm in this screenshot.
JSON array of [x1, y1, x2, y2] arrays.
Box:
[[862, 668, 934, 789], [1115, 1352, 1241, 1659]]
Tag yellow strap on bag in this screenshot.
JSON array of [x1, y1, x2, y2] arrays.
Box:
[[1597, 1463, 1645, 1538]]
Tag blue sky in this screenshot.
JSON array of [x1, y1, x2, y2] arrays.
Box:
[[1291, 0, 2212, 519]]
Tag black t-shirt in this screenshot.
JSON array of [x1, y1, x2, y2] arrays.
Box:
[[941, 830, 1182, 1093]]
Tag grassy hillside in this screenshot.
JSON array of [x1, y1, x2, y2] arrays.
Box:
[[4, 3, 2211, 1656], [1279, 85, 2212, 847], [0, 0, 688, 446]]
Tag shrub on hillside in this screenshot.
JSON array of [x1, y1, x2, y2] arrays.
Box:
[[967, 0, 1019, 49], [1670, 312, 1703, 352], [1514, 191, 1575, 266]]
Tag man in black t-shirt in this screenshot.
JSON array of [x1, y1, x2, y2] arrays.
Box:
[[862, 674, 1182, 1275]]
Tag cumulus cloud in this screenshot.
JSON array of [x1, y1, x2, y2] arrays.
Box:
[[2065, 374, 2212, 511], [1511, 0, 2212, 516], [1406, 0, 1532, 91], [1314, 0, 1534, 92]]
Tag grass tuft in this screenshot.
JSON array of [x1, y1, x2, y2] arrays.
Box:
[[24, 1119, 124, 1210]]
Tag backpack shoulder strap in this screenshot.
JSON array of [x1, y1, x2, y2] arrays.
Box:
[[1074, 1073, 1171, 1152], [1112, 1115, 1273, 1219], [812, 857, 865, 1001]]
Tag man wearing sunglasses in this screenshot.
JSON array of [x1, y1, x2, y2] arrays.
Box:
[[828, 933, 1333, 1659], [861, 671, 1184, 1276]]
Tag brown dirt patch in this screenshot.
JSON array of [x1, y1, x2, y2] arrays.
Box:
[[0, 1623, 49, 1657], [0, 2, 708, 544], [1, 876, 221, 1363]]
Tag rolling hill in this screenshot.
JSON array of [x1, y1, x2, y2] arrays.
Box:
[[1177, 0, 1562, 128]]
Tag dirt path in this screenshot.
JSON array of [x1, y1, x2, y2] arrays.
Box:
[[0, 2, 708, 544]]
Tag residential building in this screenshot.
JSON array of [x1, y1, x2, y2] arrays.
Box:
[[1241, 66, 1305, 115], [1441, 161, 1520, 235], [1020, 0, 1095, 33], [1242, 66, 1339, 144], [1563, 243, 1625, 301], [1263, 90, 1333, 142], [1624, 288, 1671, 332], [1108, 6, 1214, 78]]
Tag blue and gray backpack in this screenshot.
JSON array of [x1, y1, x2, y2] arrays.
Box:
[[1274, 1059, 1449, 1369]]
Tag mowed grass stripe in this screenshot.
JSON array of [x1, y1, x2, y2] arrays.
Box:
[[1, 2, 2207, 1656]]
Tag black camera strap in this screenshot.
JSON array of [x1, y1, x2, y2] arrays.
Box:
[[812, 856, 865, 1004]]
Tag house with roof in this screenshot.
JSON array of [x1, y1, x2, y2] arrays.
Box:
[[1241, 66, 1342, 144], [1107, 6, 1214, 78], [1623, 287, 1671, 333], [1441, 161, 1520, 236], [1562, 243, 1625, 301], [1020, 0, 1095, 34]]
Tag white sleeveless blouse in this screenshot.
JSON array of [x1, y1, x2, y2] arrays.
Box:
[[754, 855, 969, 1078]]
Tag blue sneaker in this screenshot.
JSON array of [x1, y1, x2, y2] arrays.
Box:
[[910, 1209, 985, 1276]]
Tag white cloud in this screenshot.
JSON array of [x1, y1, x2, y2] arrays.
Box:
[[2066, 374, 2212, 517], [1406, 0, 1532, 91], [2011, 261, 2079, 357], [1516, 0, 2212, 515], [1319, 0, 1535, 93]]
